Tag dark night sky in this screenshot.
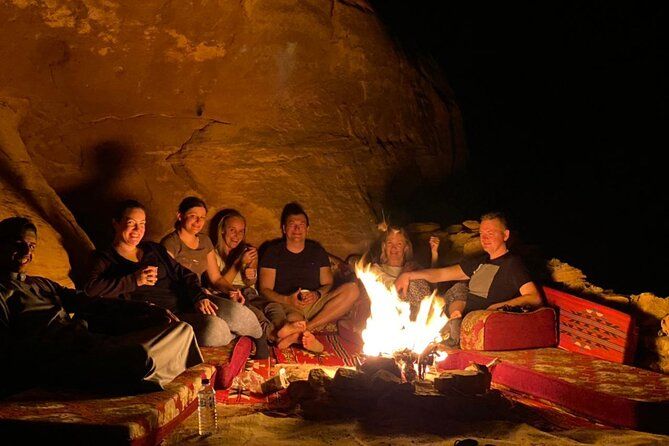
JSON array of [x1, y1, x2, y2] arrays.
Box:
[[372, 2, 667, 295]]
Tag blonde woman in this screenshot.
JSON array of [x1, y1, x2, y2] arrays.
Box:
[[370, 227, 432, 319], [160, 197, 264, 355]]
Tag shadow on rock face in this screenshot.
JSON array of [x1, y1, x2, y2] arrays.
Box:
[[61, 141, 135, 250]]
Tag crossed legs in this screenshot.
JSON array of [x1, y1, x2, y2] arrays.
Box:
[[268, 282, 360, 352]]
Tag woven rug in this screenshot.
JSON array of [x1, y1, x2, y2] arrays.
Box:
[[215, 357, 287, 406], [272, 333, 363, 367], [219, 332, 362, 406]]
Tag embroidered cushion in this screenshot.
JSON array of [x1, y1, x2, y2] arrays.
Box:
[[543, 287, 638, 364], [460, 307, 558, 351]]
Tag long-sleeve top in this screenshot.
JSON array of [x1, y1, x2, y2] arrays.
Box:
[[1, 271, 178, 348], [84, 241, 207, 312], [1, 270, 203, 395], [0, 272, 87, 342]]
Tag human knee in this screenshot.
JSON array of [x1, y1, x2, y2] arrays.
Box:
[[173, 321, 197, 340], [264, 302, 288, 325], [264, 302, 283, 314], [339, 282, 360, 304], [445, 281, 468, 305], [451, 281, 469, 295], [229, 305, 263, 338], [195, 316, 233, 347], [342, 282, 360, 305], [408, 279, 431, 297], [286, 311, 305, 323]]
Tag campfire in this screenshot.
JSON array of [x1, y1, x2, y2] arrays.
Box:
[[355, 262, 449, 379], [257, 262, 508, 424]]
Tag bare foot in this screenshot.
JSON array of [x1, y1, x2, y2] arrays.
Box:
[[277, 320, 307, 339], [302, 330, 324, 353], [276, 332, 300, 350]]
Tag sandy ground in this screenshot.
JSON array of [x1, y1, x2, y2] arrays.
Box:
[[163, 404, 669, 446]]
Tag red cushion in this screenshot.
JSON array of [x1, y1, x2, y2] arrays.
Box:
[[460, 307, 557, 351], [543, 287, 638, 364], [0, 363, 216, 445], [439, 349, 669, 432]]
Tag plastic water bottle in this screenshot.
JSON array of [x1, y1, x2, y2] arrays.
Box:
[[197, 378, 217, 435]]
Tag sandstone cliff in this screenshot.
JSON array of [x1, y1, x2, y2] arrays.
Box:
[[0, 0, 466, 273]]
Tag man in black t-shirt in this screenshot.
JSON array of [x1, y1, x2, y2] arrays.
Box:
[[259, 203, 359, 352], [395, 212, 542, 346]]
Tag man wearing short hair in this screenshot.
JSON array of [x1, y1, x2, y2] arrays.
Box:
[[0, 216, 203, 396], [259, 202, 359, 352], [395, 212, 542, 346]]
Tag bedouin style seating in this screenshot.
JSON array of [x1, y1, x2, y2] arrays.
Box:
[[440, 286, 669, 433], [0, 363, 216, 445]]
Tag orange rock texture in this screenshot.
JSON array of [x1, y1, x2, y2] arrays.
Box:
[[0, 0, 466, 282]]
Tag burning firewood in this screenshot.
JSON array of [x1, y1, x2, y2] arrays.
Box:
[[433, 361, 495, 396], [332, 367, 366, 390], [288, 363, 510, 423], [358, 355, 401, 378]]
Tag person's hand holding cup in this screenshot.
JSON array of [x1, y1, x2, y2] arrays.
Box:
[[300, 289, 318, 306], [241, 246, 258, 266], [243, 267, 257, 281], [290, 288, 307, 309], [135, 265, 158, 287]]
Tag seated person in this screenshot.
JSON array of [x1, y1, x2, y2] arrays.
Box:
[[368, 226, 434, 320], [259, 202, 359, 352], [0, 217, 203, 396], [160, 197, 264, 355], [210, 209, 274, 346], [85, 200, 236, 347], [395, 212, 542, 346]]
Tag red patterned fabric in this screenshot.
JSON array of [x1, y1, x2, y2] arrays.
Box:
[[460, 308, 557, 351], [273, 333, 363, 367], [439, 348, 669, 432], [543, 287, 638, 364], [0, 337, 248, 445], [216, 357, 288, 406], [0, 363, 216, 445], [220, 332, 362, 407], [460, 310, 491, 350]]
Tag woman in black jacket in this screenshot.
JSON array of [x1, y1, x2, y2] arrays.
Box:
[[85, 199, 235, 346]]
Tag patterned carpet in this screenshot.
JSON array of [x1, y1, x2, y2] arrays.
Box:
[[214, 333, 621, 434], [218, 332, 363, 406]]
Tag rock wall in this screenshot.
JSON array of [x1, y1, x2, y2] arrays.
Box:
[[0, 174, 74, 287], [0, 177, 73, 286], [0, 0, 466, 264], [1, 100, 93, 285]]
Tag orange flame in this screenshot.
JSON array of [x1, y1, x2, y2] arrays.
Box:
[[355, 262, 449, 357]]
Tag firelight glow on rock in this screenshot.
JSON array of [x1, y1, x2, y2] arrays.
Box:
[[356, 263, 449, 357]]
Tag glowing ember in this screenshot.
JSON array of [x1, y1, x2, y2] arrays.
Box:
[[356, 262, 449, 357]]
